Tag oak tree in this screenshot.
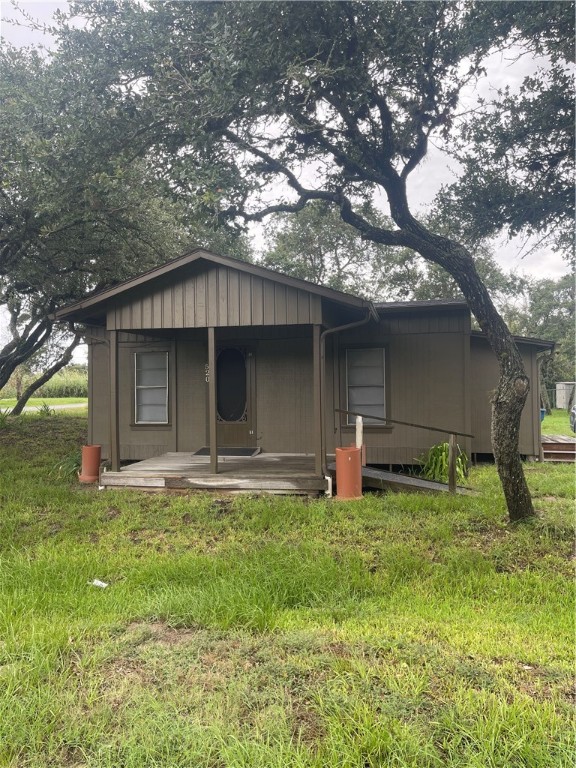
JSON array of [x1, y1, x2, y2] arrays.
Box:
[[52, 0, 574, 520], [0, 45, 251, 392]]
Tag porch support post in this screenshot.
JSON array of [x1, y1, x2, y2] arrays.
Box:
[[109, 329, 120, 472], [313, 324, 323, 477], [208, 326, 218, 474]]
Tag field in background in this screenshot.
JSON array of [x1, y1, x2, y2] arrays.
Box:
[[0, 365, 87, 400], [0, 414, 573, 767], [0, 397, 87, 409]]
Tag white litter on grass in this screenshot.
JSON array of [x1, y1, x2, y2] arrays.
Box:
[[89, 579, 109, 589]]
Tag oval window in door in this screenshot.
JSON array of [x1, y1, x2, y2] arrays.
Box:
[[216, 348, 247, 422]]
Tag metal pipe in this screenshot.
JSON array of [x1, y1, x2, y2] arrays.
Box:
[[319, 306, 376, 476], [334, 407, 474, 439]]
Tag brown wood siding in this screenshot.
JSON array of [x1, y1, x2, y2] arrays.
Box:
[[174, 337, 207, 452], [470, 337, 540, 456], [87, 328, 110, 455], [256, 337, 314, 453], [330, 313, 471, 464], [90, 311, 482, 465], [106, 265, 322, 330], [114, 339, 176, 461]]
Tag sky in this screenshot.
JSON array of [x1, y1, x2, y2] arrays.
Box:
[[0, 0, 570, 282]]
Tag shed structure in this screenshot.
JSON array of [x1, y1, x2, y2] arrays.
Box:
[[54, 249, 553, 491]]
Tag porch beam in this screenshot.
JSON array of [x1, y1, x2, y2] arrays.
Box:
[[313, 324, 323, 477], [208, 326, 218, 474], [109, 330, 120, 472]]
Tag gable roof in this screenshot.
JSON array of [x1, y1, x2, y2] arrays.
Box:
[[53, 248, 376, 323]]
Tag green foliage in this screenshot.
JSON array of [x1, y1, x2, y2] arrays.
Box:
[[50, 449, 82, 479], [0, 43, 253, 389], [262, 201, 405, 299], [503, 273, 575, 390], [35, 402, 56, 418], [36, 370, 88, 399], [1, 366, 88, 399], [441, 4, 575, 258], [417, 442, 469, 485]]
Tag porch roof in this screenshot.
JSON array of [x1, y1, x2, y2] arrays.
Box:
[[53, 248, 375, 325]]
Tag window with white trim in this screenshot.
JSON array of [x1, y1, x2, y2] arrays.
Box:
[[346, 348, 385, 425], [134, 351, 168, 424]]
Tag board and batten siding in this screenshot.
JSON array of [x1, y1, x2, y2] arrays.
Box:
[[470, 337, 540, 457], [87, 326, 109, 452], [87, 329, 177, 461], [106, 266, 322, 330], [256, 337, 315, 453], [328, 309, 472, 464]]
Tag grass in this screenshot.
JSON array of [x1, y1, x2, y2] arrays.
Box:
[[541, 408, 574, 437], [0, 414, 574, 767], [0, 397, 88, 408]]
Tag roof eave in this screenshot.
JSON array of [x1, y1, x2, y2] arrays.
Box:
[[52, 248, 372, 322], [470, 329, 555, 350]]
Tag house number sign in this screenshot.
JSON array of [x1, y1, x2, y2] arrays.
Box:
[[205, 363, 210, 383]]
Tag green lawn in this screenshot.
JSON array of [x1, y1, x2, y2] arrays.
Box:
[[0, 414, 573, 767], [0, 397, 88, 408], [541, 408, 574, 437]]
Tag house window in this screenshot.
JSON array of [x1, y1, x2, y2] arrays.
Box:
[[346, 348, 385, 425], [134, 352, 168, 424]]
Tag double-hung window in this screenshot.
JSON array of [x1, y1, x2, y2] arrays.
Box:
[[134, 352, 168, 424], [346, 348, 386, 425]]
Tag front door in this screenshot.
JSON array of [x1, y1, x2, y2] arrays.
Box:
[[215, 346, 256, 447]]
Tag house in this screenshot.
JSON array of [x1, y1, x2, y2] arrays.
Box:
[[54, 248, 553, 492]]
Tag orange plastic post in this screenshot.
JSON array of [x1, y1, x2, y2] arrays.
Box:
[[335, 446, 362, 499], [79, 445, 102, 484]]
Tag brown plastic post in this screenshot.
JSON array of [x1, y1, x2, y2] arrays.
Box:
[[335, 446, 362, 499], [79, 445, 102, 484]]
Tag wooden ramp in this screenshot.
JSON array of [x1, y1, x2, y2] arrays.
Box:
[[100, 452, 327, 495], [328, 463, 474, 495], [541, 435, 576, 463]]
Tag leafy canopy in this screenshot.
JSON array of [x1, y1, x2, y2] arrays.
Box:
[[441, 2, 574, 258], [0, 43, 252, 390]]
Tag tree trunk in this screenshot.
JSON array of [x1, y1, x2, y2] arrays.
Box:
[[539, 369, 552, 414], [387, 223, 536, 522], [10, 332, 82, 416], [438, 247, 535, 520], [15, 368, 23, 400], [0, 320, 53, 392], [492, 370, 534, 522]]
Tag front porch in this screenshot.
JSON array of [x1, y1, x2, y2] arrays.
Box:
[[100, 452, 328, 495], [99, 450, 473, 496]]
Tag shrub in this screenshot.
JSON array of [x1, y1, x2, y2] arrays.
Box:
[[416, 441, 469, 484]]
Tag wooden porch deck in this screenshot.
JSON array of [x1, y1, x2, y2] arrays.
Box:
[[100, 452, 328, 494], [541, 434, 576, 463], [99, 452, 475, 496]]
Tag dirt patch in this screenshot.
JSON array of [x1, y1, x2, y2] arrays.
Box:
[[103, 622, 338, 738], [490, 657, 573, 701], [122, 620, 201, 647], [209, 498, 235, 515], [100, 657, 154, 711], [290, 700, 326, 745]]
